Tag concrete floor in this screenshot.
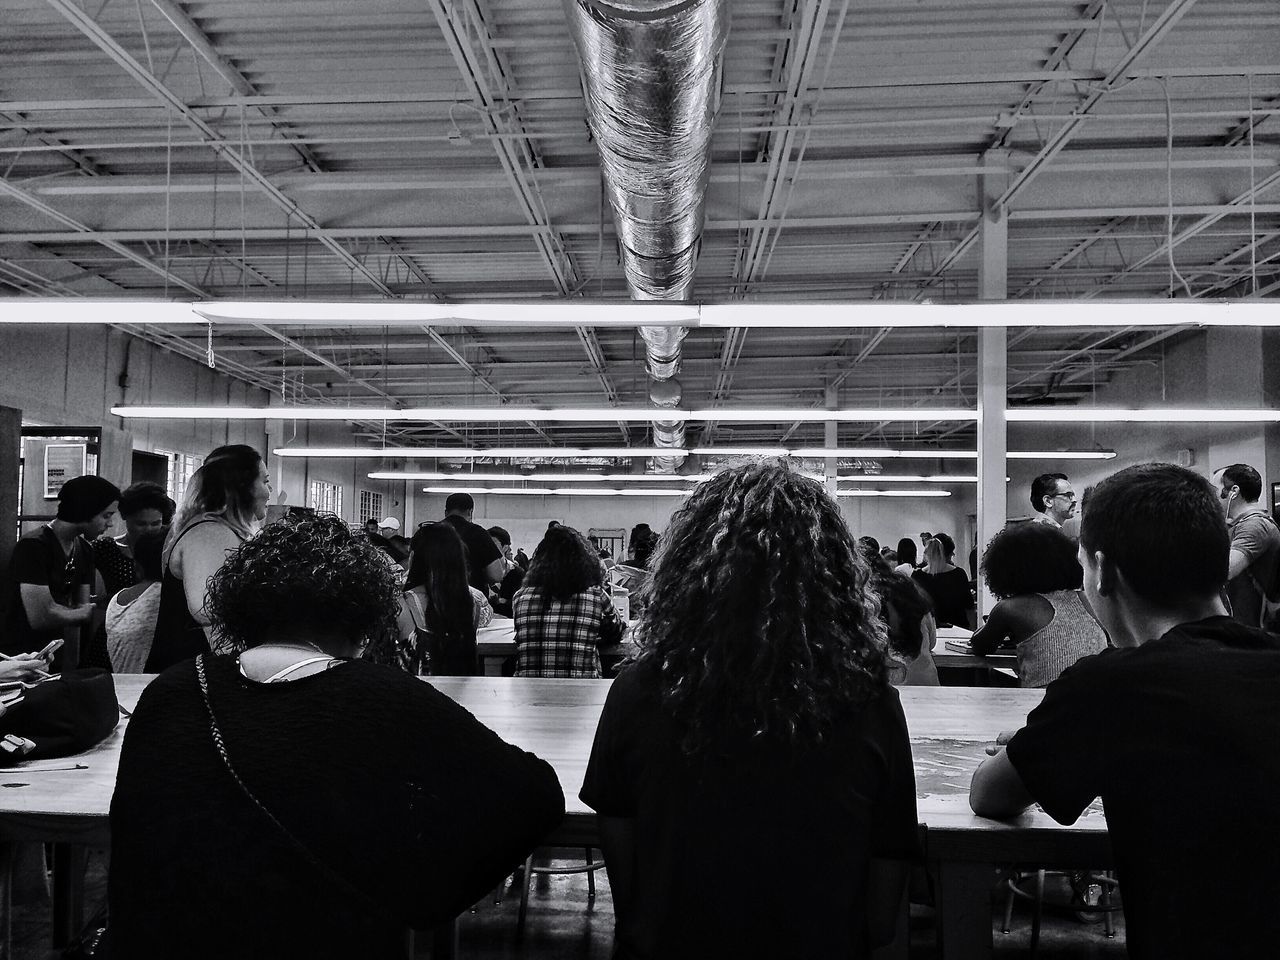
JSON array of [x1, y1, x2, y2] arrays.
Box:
[[12, 850, 1128, 958]]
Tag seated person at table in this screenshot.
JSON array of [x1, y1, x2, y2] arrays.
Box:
[[582, 460, 919, 960], [865, 549, 939, 686], [109, 514, 564, 960], [513, 524, 624, 678], [104, 529, 167, 673], [911, 533, 972, 628], [969, 463, 1280, 959], [970, 522, 1108, 687], [390, 521, 491, 676]]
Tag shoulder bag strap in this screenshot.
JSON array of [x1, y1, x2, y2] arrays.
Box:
[[195, 655, 392, 920]]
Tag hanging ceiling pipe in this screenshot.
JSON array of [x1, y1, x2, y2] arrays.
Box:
[[564, 0, 729, 469]]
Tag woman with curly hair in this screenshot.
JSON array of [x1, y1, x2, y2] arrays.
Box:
[[149, 444, 272, 672], [109, 514, 564, 960], [970, 521, 1108, 686], [580, 459, 919, 960], [513, 524, 624, 678], [391, 521, 492, 676]]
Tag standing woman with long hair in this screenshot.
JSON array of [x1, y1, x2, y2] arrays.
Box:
[[580, 460, 919, 959], [389, 521, 492, 676], [514, 524, 624, 678], [148, 445, 271, 672]]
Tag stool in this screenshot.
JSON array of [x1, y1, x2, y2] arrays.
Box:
[[514, 847, 607, 933], [1002, 868, 1121, 955]]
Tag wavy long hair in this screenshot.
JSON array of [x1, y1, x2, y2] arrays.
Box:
[[524, 525, 604, 601], [400, 521, 476, 673], [632, 458, 890, 756], [165, 445, 263, 563]]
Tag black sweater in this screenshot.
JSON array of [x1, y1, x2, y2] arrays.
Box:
[[109, 656, 565, 959]]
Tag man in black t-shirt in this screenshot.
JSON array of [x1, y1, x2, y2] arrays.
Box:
[[3, 475, 120, 664], [441, 493, 503, 593], [970, 462, 1280, 959]]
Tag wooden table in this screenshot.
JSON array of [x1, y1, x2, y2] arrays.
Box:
[[0, 675, 1109, 959], [931, 627, 1019, 684]]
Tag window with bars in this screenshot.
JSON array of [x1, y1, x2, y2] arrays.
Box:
[[160, 451, 200, 503], [358, 489, 384, 524], [308, 479, 343, 516]]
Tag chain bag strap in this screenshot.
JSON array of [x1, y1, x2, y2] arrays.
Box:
[[195, 655, 392, 921]]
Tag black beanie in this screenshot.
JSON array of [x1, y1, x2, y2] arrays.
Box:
[[56, 475, 122, 523]]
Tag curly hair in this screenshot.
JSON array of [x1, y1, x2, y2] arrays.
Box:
[[980, 521, 1083, 599], [205, 513, 401, 652], [632, 458, 890, 756], [524, 525, 604, 601]]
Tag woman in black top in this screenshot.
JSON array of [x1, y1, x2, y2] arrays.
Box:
[[110, 514, 564, 960], [581, 460, 919, 960], [911, 532, 973, 628]]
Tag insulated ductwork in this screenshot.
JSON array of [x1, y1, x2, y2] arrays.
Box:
[[564, 0, 728, 469]]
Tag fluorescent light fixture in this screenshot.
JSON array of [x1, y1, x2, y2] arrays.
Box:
[[1008, 408, 1280, 423], [1008, 450, 1117, 460], [836, 490, 952, 498], [276, 446, 691, 459], [114, 404, 977, 423], [0, 301, 204, 325], [195, 301, 698, 328], [376, 471, 712, 482], [836, 475, 979, 483], [420, 486, 691, 497]]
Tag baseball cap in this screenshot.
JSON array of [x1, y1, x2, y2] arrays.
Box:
[[379, 517, 401, 531]]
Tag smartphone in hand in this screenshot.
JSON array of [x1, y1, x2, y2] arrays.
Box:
[[37, 638, 64, 661]]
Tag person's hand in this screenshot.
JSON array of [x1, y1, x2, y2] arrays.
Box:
[[0, 655, 48, 682], [985, 729, 1018, 756]]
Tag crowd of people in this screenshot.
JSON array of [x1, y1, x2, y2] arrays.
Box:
[[2, 447, 1279, 957]]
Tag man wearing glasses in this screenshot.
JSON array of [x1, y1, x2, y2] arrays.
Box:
[[1029, 472, 1077, 529]]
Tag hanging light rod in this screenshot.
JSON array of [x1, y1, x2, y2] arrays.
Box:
[[418, 485, 952, 498], [378, 470, 979, 483], [5, 299, 1277, 329], [281, 446, 1114, 460], [1006, 407, 1280, 423], [112, 404, 979, 423]]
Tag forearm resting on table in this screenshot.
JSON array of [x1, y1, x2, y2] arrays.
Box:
[[969, 747, 1035, 819]]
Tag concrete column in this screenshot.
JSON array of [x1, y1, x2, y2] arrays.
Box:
[[824, 384, 837, 496], [976, 152, 1008, 617], [0, 406, 20, 574]]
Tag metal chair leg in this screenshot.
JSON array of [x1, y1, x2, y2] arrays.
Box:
[[1001, 873, 1017, 934], [516, 854, 533, 935], [585, 847, 596, 901]]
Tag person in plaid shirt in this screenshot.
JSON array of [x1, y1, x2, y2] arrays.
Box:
[[513, 525, 624, 677]]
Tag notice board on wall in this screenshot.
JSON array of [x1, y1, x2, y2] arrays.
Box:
[[43, 442, 87, 499]]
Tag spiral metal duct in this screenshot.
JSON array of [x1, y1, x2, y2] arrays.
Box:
[[563, 0, 728, 468]]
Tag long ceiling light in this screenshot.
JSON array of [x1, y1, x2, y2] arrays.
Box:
[[6, 299, 1277, 329], [419, 485, 952, 498], [1007, 408, 1280, 423], [280, 445, 1115, 460], [378, 470, 979, 483], [112, 404, 978, 423]]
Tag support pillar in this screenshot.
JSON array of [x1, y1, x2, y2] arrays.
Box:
[[824, 385, 837, 496], [976, 152, 1008, 618]]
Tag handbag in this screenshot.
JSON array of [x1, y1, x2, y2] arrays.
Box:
[[195, 655, 393, 919], [0, 668, 118, 765]]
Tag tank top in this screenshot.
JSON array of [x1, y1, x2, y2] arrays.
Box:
[[1017, 589, 1109, 688], [147, 519, 241, 673]]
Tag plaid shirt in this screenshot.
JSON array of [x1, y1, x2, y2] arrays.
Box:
[[513, 584, 621, 678]]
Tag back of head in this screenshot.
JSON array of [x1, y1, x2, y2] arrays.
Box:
[[171, 444, 263, 539], [1030, 472, 1068, 514], [895, 537, 917, 566], [444, 492, 474, 516], [486, 525, 511, 548], [118, 481, 176, 523], [55, 475, 121, 524], [933, 532, 956, 561], [1219, 463, 1263, 502], [981, 522, 1082, 599], [204, 513, 400, 652], [132, 529, 167, 582], [634, 458, 888, 755], [1080, 463, 1229, 606], [404, 522, 475, 646], [525, 525, 603, 601]]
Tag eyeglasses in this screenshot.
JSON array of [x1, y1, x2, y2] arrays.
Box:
[[1053, 492, 1077, 502]]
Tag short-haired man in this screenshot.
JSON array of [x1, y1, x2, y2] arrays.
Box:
[[487, 525, 524, 617], [442, 493, 504, 592], [3, 474, 120, 667], [1029, 472, 1075, 527], [969, 463, 1280, 958], [1215, 463, 1280, 628]]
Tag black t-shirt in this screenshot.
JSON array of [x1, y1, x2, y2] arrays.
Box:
[[442, 515, 502, 592], [1006, 616, 1280, 959], [2, 526, 93, 655], [109, 656, 565, 959], [911, 567, 971, 627], [580, 660, 919, 960]]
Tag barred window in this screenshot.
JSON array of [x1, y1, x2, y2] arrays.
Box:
[[308, 479, 343, 516], [358, 489, 383, 523]]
